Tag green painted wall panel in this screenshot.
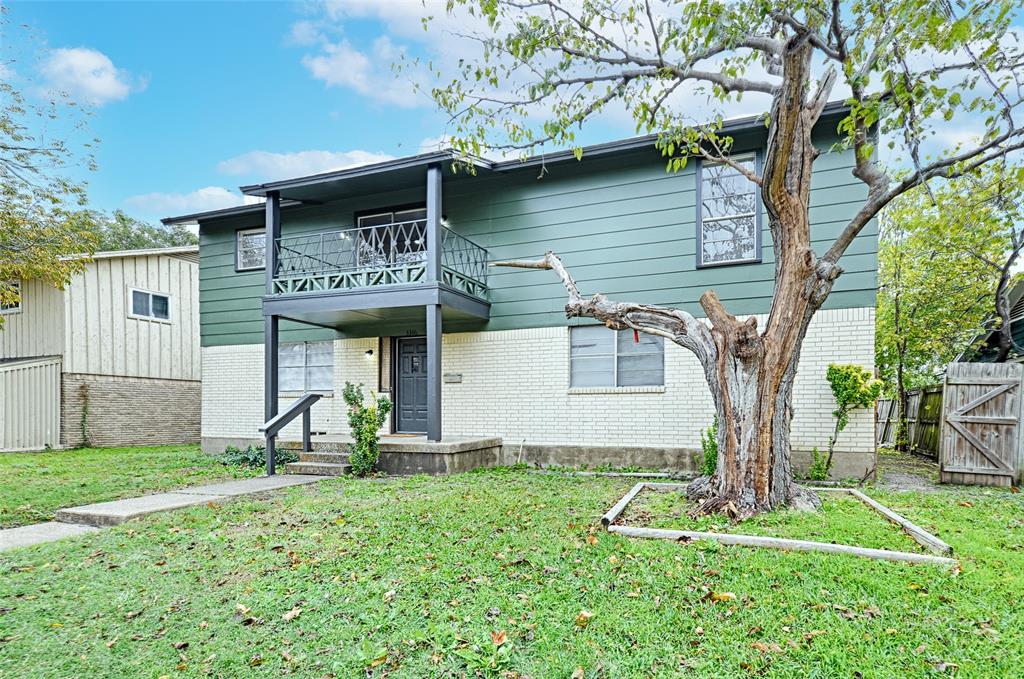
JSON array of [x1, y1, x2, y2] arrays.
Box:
[[198, 128, 877, 346]]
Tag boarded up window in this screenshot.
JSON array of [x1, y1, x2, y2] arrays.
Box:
[[698, 154, 760, 266], [570, 326, 664, 387], [237, 228, 266, 270]]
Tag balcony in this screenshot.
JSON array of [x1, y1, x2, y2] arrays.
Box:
[[272, 220, 489, 299]]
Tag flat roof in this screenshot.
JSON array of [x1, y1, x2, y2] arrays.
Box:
[[163, 101, 851, 225]]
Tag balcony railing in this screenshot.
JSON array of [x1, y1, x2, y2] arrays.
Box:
[[272, 220, 489, 298]]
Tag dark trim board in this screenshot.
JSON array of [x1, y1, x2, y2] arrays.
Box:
[[261, 282, 491, 322]]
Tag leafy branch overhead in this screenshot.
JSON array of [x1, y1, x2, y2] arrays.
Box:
[[426, 0, 1024, 517], [0, 11, 100, 318]]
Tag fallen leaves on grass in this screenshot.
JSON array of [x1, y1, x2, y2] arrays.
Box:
[[710, 591, 737, 602], [574, 610, 594, 628], [282, 606, 302, 622], [491, 630, 507, 646]]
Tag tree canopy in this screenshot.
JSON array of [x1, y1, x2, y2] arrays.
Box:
[[423, 0, 1024, 514], [0, 13, 98, 319], [90, 210, 198, 252]]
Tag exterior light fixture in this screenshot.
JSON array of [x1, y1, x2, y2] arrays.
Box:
[[365, 349, 374, 359]]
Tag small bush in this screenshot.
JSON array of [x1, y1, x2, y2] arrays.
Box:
[[807, 447, 830, 481], [342, 382, 392, 477], [700, 416, 718, 476], [220, 444, 296, 469]]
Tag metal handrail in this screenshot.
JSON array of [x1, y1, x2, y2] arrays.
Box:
[[273, 220, 489, 289], [259, 392, 322, 475]]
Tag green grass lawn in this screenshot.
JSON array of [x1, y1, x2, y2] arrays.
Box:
[[0, 445, 260, 528], [1, 470, 1022, 677]]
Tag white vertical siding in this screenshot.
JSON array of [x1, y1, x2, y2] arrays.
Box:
[[0, 357, 62, 452], [63, 254, 200, 380], [0, 279, 65, 360]]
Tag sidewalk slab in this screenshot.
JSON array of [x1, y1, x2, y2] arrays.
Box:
[[178, 474, 324, 497], [0, 522, 99, 552], [56, 492, 225, 527]]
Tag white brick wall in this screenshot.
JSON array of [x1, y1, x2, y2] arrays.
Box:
[[201, 306, 875, 456], [201, 337, 378, 442]]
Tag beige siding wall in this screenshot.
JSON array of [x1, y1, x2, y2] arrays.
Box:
[[0, 279, 65, 360], [63, 255, 200, 380], [0, 357, 62, 452]]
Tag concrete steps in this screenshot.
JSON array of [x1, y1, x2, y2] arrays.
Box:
[[284, 451, 352, 476], [284, 461, 352, 476]]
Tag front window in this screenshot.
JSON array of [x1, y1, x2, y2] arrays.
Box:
[[355, 207, 427, 268], [129, 288, 171, 321], [279, 341, 334, 393], [570, 325, 664, 388], [698, 154, 761, 266], [1, 280, 21, 313], [237, 227, 266, 271]]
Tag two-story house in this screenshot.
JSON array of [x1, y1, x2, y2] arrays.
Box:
[[0, 246, 201, 452], [165, 105, 877, 478]]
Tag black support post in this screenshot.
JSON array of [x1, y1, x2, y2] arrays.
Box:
[[264, 191, 282, 475], [425, 164, 442, 282], [426, 303, 442, 441]]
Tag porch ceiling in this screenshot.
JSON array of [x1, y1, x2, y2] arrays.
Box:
[[263, 281, 490, 330], [278, 303, 484, 329]]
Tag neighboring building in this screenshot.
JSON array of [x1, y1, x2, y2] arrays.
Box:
[[959, 279, 1024, 363], [0, 246, 200, 452], [165, 105, 878, 478]]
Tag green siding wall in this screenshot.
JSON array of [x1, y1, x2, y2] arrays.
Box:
[[198, 127, 877, 347]]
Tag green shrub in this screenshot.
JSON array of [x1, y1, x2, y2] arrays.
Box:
[[700, 416, 718, 476], [807, 447, 830, 481], [220, 444, 297, 469], [823, 364, 882, 476], [342, 382, 393, 477]]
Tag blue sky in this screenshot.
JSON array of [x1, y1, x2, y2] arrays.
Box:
[[3, 1, 1015, 224], [3, 1, 636, 223]]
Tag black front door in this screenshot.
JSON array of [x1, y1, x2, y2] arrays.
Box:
[[396, 337, 428, 433]]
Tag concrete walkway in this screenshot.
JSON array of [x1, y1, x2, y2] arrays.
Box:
[[0, 474, 323, 552]]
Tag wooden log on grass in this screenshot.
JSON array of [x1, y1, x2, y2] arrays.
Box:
[[607, 525, 958, 568], [601, 482, 647, 526], [846, 488, 953, 556]]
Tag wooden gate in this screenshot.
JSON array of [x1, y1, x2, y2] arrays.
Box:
[[940, 363, 1023, 486]]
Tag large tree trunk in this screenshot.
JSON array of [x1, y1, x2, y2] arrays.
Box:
[[690, 42, 840, 518], [495, 42, 842, 519]]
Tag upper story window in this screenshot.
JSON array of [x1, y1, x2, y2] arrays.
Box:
[[279, 340, 333, 393], [570, 325, 664, 388], [1, 280, 21, 314], [237, 227, 266, 271], [697, 153, 761, 267], [129, 288, 171, 322], [355, 207, 427, 267]]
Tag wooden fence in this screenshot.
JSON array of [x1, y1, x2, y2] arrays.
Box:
[[939, 362, 1023, 487], [876, 386, 944, 459]]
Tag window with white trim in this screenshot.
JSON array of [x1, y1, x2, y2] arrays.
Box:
[[279, 341, 334, 393], [570, 325, 664, 388], [129, 288, 171, 321], [698, 153, 761, 266], [1, 280, 21, 313], [237, 227, 266, 271]]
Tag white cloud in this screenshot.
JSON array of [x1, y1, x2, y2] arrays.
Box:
[[287, 20, 323, 47], [217, 149, 395, 179], [123, 186, 247, 217], [40, 47, 142, 105], [301, 36, 421, 107]]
